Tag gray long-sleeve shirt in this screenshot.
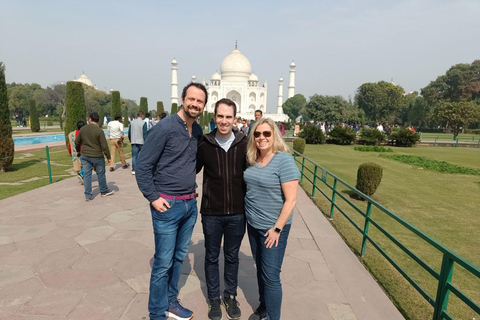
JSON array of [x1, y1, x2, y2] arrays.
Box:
[[135, 114, 203, 203]]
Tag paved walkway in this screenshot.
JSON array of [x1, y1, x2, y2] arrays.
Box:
[[0, 164, 405, 320]]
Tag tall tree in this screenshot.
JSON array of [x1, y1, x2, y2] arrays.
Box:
[[98, 105, 105, 128], [170, 103, 178, 115], [157, 101, 164, 115], [139, 97, 148, 114], [436, 101, 480, 137], [111, 91, 121, 120], [64, 81, 86, 150], [304, 94, 361, 124], [29, 99, 40, 132], [356, 81, 407, 124], [282, 94, 306, 121], [0, 62, 14, 172], [123, 108, 130, 127]]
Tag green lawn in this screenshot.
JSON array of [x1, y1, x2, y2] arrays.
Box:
[[0, 144, 132, 200], [296, 144, 480, 320]]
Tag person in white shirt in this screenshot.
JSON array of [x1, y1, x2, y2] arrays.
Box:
[[376, 123, 384, 133], [144, 112, 153, 131], [107, 114, 130, 172]]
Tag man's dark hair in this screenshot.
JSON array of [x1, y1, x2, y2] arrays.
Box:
[[114, 114, 122, 121], [145, 112, 151, 118], [137, 110, 145, 117], [181, 82, 208, 106], [214, 98, 237, 117], [255, 109, 263, 116], [160, 112, 167, 119], [89, 112, 100, 123], [77, 121, 85, 130]]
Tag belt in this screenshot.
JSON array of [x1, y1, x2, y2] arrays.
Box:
[[159, 192, 197, 200]]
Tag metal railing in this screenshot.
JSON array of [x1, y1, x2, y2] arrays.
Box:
[[293, 151, 480, 320], [419, 133, 480, 147]]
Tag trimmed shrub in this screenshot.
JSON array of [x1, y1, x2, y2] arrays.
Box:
[[47, 120, 53, 126], [64, 81, 86, 150], [157, 101, 164, 114], [354, 146, 393, 152], [355, 162, 383, 197], [388, 128, 420, 147], [359, 128, 385, 145], [293, 138, 306, 154], [123, 108, 130, 128], [0, 62, 14, 172], [98, 105, 105, 127], [327, 126, 357, 145], [298, 125, 326, 144], [171, 103, 178, 115], [139, 97, 148, 114], [111, 91, 121, 120], [29, 99, 40, 132]]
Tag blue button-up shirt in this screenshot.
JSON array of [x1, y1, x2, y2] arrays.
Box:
[[136, 114, 203, 203]]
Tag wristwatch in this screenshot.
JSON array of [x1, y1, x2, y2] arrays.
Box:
[[274, 227, 282, 233]]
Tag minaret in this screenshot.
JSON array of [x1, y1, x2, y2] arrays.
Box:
[[171, 58, 179, 106], [191, 75, 196, 83], [277, 77, 284, 114], [288, 61, 296, 98]]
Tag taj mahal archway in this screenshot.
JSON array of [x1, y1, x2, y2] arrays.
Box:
[[226, 90, 241, 113]]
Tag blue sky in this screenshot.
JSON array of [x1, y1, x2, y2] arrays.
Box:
[[1, 0, 479, 113]]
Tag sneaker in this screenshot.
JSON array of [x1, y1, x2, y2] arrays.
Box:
[[223, 295, 241, 319], [85, 198, 93, 202], [77, 174, 84, 185], [122, 163, 130, 169], [109, 167, 114, 172], [101, 190, 114, 197], [132, 171, 135, 175], [253, 303, 267, 320], [208, 298, 222, 320], [165, 299, 193, 320]]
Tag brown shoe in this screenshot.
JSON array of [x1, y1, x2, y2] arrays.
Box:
[[122, 163, 130, 169], [109, 167, 114, 172]]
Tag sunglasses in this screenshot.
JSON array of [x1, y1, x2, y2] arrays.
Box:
[[254, 131, 272, 138]]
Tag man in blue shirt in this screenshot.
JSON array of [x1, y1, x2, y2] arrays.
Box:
[[136, 82, 207, 320]]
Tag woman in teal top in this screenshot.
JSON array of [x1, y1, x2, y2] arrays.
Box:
[[244, 118, 300, 320]]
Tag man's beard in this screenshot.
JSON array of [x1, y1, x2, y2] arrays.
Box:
[[184, 104, 200, 119]]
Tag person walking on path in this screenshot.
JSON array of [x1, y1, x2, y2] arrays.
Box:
[[244, 117, 300, 320], [107, 114, 130, 172], [196, 98, 247, 320], [136, 82, 207, 320], [128, 111, 147, 175], [68, 120, 85, 184], [75, 112, 113, 201]]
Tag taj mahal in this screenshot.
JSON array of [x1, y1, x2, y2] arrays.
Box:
[[170, 46, 294, 122]]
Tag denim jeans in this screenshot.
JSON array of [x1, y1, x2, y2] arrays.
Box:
[[131, 144, 143, 171], [81, 156, 108, 199], [202, 214, 246, 300], [149, 198, 198, 320], [248, 223, 291, 320]]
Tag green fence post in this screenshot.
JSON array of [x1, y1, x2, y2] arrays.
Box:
[[361, 201, 373, 256], [312, 166, 318, 197], [432, 253, 454, 320], [329, 178, 337, 219], [46, 146, 52, 184], [301, 157, 305, 183]]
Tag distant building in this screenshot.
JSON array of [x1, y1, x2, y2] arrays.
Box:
[[74, 74, 97, 90]]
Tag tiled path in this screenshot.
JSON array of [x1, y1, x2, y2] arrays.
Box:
[[0, 163, 404, 320]]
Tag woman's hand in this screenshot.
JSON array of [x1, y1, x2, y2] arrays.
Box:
[[264, 228, 280, 248]]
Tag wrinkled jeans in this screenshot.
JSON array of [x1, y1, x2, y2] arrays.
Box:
[[81, 156, 108, 199], [131, 144, 143, 171], [148, 198, 198, 320], [248, 223, 291, 320]]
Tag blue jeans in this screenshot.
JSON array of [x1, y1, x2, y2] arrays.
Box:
[[149, 198, 198, 320], [81, 156, 108, 199], [202, 214, 246, 300], [248, 223, 291, 320], [131, 144, 143, 171]]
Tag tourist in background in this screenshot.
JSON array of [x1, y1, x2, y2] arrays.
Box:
[[244, 117, 299, 320], [75, 112, 113, 201], [255, 109, 263, 121], [107, 114, 129, 172], [144, 112, 153, 130], [128, 111, 147, 175], [68, 120, 85, 184]]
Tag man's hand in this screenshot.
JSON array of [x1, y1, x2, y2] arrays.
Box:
[[151, 197, 171, 212], [106, 159, 112, 166]]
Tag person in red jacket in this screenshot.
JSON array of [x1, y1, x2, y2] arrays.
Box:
[[68, 121, 85, 184]]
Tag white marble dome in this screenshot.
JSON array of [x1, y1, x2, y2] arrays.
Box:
[[248, 73, 259, 81], [211, 72, 221, 80], [221, 49, 251, 81], [74, 74, 96, 88]]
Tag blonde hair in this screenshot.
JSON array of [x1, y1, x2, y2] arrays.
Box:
[[246, 117, 290, 165]]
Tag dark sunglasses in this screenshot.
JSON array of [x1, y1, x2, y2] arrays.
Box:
[[254, 131, 272, 138]]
